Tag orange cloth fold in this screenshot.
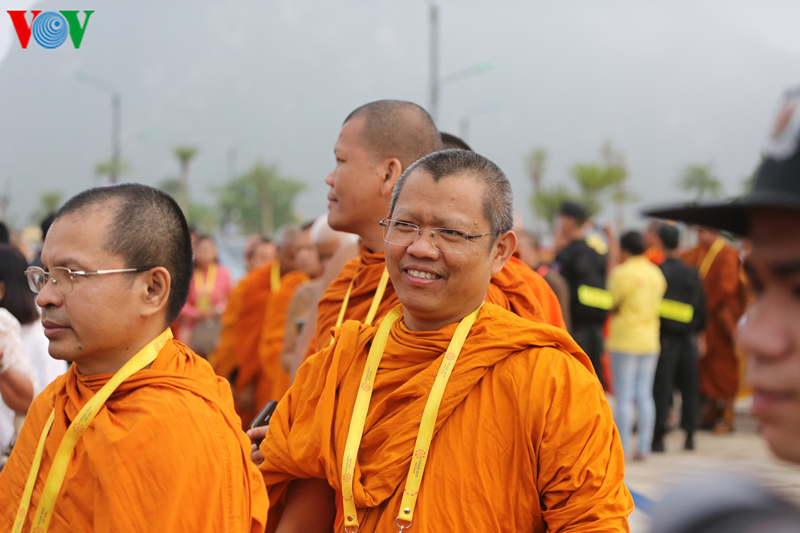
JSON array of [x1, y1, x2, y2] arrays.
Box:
[[218, 261, 308, 424], [0, 339, 268, 532], [311, 245, 566, 354], [209, 276, 247, 379], [263, 303, 631, 532], [254, 270, 308, 409]]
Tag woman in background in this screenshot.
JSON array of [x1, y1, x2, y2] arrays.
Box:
[[0, 246, 68, 390], [181, 236, 232, 357], [0, 246, 39, 457]]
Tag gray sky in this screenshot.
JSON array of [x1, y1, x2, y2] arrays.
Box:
[[1, 0, 799, 234]]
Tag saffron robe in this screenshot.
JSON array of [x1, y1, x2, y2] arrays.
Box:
[[311, 244, 566, 354], [253, 270, 309, 410], [682, 242, 745, 399], [0, 339, 268, 532], [263, 303, 632, 532], [224, 261, 306, 423], [209, 276, 247, 380]]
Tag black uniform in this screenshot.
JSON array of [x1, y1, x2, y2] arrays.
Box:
[[653, 256, 707, 449], [555, 239, 608, 387]]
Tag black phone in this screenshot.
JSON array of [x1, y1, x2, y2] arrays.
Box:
[[249, 400, 278, 447]]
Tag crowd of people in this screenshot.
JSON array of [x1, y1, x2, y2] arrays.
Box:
[[0, 90, 798, 532]]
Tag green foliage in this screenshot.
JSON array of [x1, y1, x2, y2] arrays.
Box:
[[157, 178, 217, 233], [217, 161, 306, 236], [173, 146, 199, 164], [95, 159, 131, 179], [35, 191, 63, 221], [677, 164, 724, 201], [528, 141, 636, 232]]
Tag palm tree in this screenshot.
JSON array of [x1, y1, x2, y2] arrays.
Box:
[[677, 164, 724, 201], [526, 148, 548, 232], [174, 146, 199, 213]]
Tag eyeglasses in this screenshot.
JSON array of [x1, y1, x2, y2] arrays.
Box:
[[379, 218, 494, 254], [24, 266, 155, 295]]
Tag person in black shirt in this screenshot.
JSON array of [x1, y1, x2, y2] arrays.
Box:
[[651, 224, 706, 452], [554, 200, 608, 387]]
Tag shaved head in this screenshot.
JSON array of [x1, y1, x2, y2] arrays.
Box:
[[55, 183, 192, 324], [344, 100, 443, 169]]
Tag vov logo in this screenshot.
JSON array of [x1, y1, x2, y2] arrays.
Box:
[[7, 10, 94, 49]]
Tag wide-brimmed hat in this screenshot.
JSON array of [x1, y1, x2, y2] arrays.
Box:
[[644, 86, 800, 236]]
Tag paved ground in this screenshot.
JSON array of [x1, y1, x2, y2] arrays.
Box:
[[621, 398, 800, 532]]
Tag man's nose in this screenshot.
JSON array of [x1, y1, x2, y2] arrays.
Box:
[[737, 291, 790, 362], [35, 278, 63, 308], [406, 230, 440, 259]]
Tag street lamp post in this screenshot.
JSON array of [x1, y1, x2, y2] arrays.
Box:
[[74, 71, 121, 184], [426, 2, 495, 123], [459, 103, 501, 143]]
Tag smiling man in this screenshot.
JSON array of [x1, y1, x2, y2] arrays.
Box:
[[258, 150, 631, 532], [0, 184, 267, 532], [309, 100, 565, 360]]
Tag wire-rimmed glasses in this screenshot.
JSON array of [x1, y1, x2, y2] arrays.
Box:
[[24, 266, 155, 295]]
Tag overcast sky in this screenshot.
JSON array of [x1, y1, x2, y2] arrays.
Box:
[[1, 0, 799, 234]]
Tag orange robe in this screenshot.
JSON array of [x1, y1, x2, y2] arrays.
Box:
[[262, 303, 631, 532], [645, 246, 665, 266], [0, 339, 268, 532], [231, 261, 307, 424], [209, 276, 247, 380], [254, 271, 308, 409], [311, 244, 566, 354], [683, 242, 745, 399]]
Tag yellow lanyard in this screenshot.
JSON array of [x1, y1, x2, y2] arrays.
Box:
[[271, 261, 281, 292], [699, 238, 724, 280], [194, 263, 218, 312], [12, 329, 173, 533], [331, 267, 390, 346], [341, 303, 482, 532]]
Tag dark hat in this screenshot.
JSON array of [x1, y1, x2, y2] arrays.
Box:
[[559, 200, 588, 224], [644, 86, 800, 236]]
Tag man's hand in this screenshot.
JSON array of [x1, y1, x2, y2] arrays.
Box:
[[247, 425, 268, 466]]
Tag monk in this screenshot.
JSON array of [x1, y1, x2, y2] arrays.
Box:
[[232, 225, 309, 425], [681, 226, 744, 433], [254, 149, 632, 532], [0, 184, 267, 532], [310, 100, 565, 356], [209, 235, 276, 380], [281, 215, 358, 377]]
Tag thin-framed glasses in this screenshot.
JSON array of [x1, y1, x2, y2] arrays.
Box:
[[379, 218, 494, 254], [24, 266, 155, 295]]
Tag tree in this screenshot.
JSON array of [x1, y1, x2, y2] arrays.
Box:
[[218, 161, 306, 235], [95, 159, 131, 184], [532, 184, 576, 233], [174, 146, 199, 213], [677, 164, 724, 201], [36, 191, 63, 221], [525, 148, 548, 232], [158, 178, 217, 233]]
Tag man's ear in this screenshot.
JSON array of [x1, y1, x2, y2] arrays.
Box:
[[140, 267, 171, 320], [379, 158, 403, 197], [491, 230, 517, 276]]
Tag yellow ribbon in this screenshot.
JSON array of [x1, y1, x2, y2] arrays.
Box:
[[699, 238, 724, 280], [330, 267, 390, 347], [271, 261, 281, 292], [193, 263, 218, 312], [13, 329, 173, 533], [341, 303, 482, 532]]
